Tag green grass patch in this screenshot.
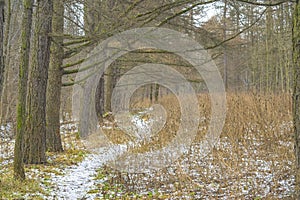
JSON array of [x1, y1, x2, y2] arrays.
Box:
[[0, 168, 45, 199], [48, 149, 88, 166]]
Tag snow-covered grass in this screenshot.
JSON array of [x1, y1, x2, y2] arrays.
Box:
[[0, 93, 296, 199], [81, 133, 294, 199], [82, 93, 295, 199]]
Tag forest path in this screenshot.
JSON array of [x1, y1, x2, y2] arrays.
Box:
[[48, 108, 155, 199], [48, 144, 127, 199]]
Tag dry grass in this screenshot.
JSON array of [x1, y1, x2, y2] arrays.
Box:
[[94, 92, 295, 199], [0, 92, 295, 199]]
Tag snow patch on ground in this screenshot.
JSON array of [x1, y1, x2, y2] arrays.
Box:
[[0, 116, 296, 199], [48, 145, 127, 199]]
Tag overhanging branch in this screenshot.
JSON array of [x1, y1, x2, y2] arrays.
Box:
[[236, 0, 295, 6]]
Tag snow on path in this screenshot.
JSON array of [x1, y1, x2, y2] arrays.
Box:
[[49, 144, 127, 199], [48, 108, 157, 199]]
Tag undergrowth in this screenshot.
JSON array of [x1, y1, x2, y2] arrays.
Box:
[[0, 92, 295, 199], [93, 92, 295, 199], [0, 132, 88, 199]]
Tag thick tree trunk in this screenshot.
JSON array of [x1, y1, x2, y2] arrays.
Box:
[[23, 0, 52, 164], [46, 0, 63, 152], [0, 0, 11, 124], [13, 0, 34, 180], [293, 0, 300, 197], [0, 0, 4, 98]]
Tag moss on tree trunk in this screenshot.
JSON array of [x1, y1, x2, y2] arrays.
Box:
[[0, 0, 5, 98], [23, 0, 52, 164], [13, 0, 34, 180], [46, 0, 63, 152]]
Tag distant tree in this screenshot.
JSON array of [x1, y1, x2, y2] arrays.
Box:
[[84, 0, 106, 121]]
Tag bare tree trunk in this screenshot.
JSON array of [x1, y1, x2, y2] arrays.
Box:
[[265, 5, 274, 92], [223, 0, 228, 90], [95, 75, 105, 120], [105, 66, 113, 112], [0, 0, 11, 123], [46, 0, 63, 152], [154, 83, 159, 102], [83, 0, 104, 131], [150, 84, 153, 103], [13, 0, 34, 180], [292, 0, 300, 197], [23, 0, 52, 164], [0, 0, 4, 98]]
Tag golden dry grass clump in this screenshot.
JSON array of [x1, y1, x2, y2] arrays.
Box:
[[100, 92, 293, 152], [96, 92, 295, 199]]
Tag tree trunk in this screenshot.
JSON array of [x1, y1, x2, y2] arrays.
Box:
[[223, 0, 228, 90], [46, 0, 63, 152], [81, 0, 104, 135], [266, 5, 274, 92], [13, 0, 34, 180], [83, 0, 99, 37], [0, 0, 4, 99], [0, 0, 11, 124], [105, 66, 113, 112], [23, 0, 52, 164], [293, 0, 300, 197], [95, 75, 105, 120], [154, 84, 159, 102]]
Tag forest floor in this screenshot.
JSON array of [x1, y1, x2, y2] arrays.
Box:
[[0, 93, 297, 199]]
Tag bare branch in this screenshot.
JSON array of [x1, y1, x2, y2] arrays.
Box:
[[236, 0, 295, 6], [206, 8, 267, 49]]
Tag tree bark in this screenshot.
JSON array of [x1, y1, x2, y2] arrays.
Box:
[[105, 66, 113, 112], [0, 0, 4, 99], [23, 0, 52, 164], [293, 0, 300, 197], [46, 0, 63, 152], [0, 0, 15, 123], [95, 75, 105, 120], [13, 0, 34, 180], [0, 0, 11, 124], [223, 0, 228, 90]]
